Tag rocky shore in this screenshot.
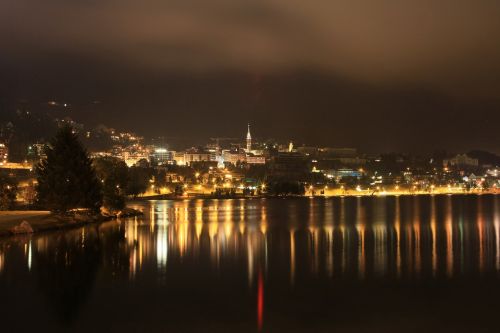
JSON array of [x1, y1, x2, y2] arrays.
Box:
[[0, 208, 143, 238]]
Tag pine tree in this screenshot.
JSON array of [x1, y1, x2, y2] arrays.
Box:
[[36, 126, 102, 214]]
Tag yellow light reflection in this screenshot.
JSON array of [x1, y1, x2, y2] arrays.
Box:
[[413, 198, 421, 277], [395, 196, 401, 278], [445, 196, 453, 277], [430, 196, 437, 277], [290, 229, 296, 286], [325, 226, 334, 278], [356, 225, 365, 279], [477, 198, 485, 273]]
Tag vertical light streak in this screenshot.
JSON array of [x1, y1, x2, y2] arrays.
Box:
[[156, 222, 168, 270], [395, 196, 401, 278], [257, 270, 264, 331], [445, 196, 453, 278], [430, 196, 437, 277], [340, 198, 346, 275], [178, 221, 188, 257], [340, 226, 346, 275], [260, 205, 268, 275], [290, 229, 296, 286], [356, 197, 365, 279], [28, 240, 32, 271], [309, 227, 319, 275], [374, 225, 387, 277], [372, 197, 386, 277], [413, 198, 421, 277], [325, 226, 334, 278], [406, 224, 413, 277], [477, 197, 485, 274], [494, 197, 500, 271], [150, 202, 155, 233], [356, 225, 365, 280], [247, 236, 254, 287], [130, 246, 137, 279]]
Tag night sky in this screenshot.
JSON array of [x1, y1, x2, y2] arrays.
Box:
[[1, 0, 499, 153]]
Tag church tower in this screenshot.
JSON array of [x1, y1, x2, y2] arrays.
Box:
[[246, 123, 252, 152]]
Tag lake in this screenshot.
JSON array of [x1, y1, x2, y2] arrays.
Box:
[[1, 195, 500, 332]]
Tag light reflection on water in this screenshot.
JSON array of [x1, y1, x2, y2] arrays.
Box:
[[2, 195, 500, 280], [1, 195, 500, 331], [116, 195, 500, 281]]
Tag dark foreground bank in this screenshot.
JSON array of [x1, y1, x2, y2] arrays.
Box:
[[0, 208, 143, 237]]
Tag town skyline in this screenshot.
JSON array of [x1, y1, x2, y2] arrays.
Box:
[[1, 101, 499, 156]]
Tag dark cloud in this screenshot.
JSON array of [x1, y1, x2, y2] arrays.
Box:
[[1, 0, 499, 152]]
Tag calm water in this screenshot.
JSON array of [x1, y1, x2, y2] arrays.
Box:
[[1, 195, 500, 332]]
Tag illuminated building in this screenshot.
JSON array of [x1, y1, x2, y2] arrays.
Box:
[[486, 168, 499, 177], [0, 143, 8, 164], [443, 154, 479, 168], [239, 123, 266, 164], [122, 150, 150, 167], [152, 148, 173, 165], [174, 148, 215, 166], [326, 168, 363, 181], [246, 154, 266, 165], [185, 148, 215, 164], [246, 123, 252, 152], [30, 143, 48, 161], [173, 151, 186, 165], [223, 149, 246, 165]]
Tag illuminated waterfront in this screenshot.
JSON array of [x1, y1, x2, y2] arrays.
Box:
[[1, 195, 500, 332]]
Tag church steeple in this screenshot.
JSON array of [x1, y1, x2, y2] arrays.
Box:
[[246, 123, 252, 151]]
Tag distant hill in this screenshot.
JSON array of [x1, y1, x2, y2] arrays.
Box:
[[467, 150, 500, 167], [0, 108, 58, 162], [0, 105, 114, 162]]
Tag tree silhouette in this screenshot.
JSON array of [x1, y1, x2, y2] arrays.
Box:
[[93, 156, 128, 211], [126, 166, 150, 197], [0, 173, 17, 210], [36, 126, 102, 213]]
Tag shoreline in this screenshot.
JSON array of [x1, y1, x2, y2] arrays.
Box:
[[0, 208, 143, 239], [135, 191, 499, 201]]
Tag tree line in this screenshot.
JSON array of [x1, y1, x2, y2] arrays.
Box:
[[28, 126, 161, 214]]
